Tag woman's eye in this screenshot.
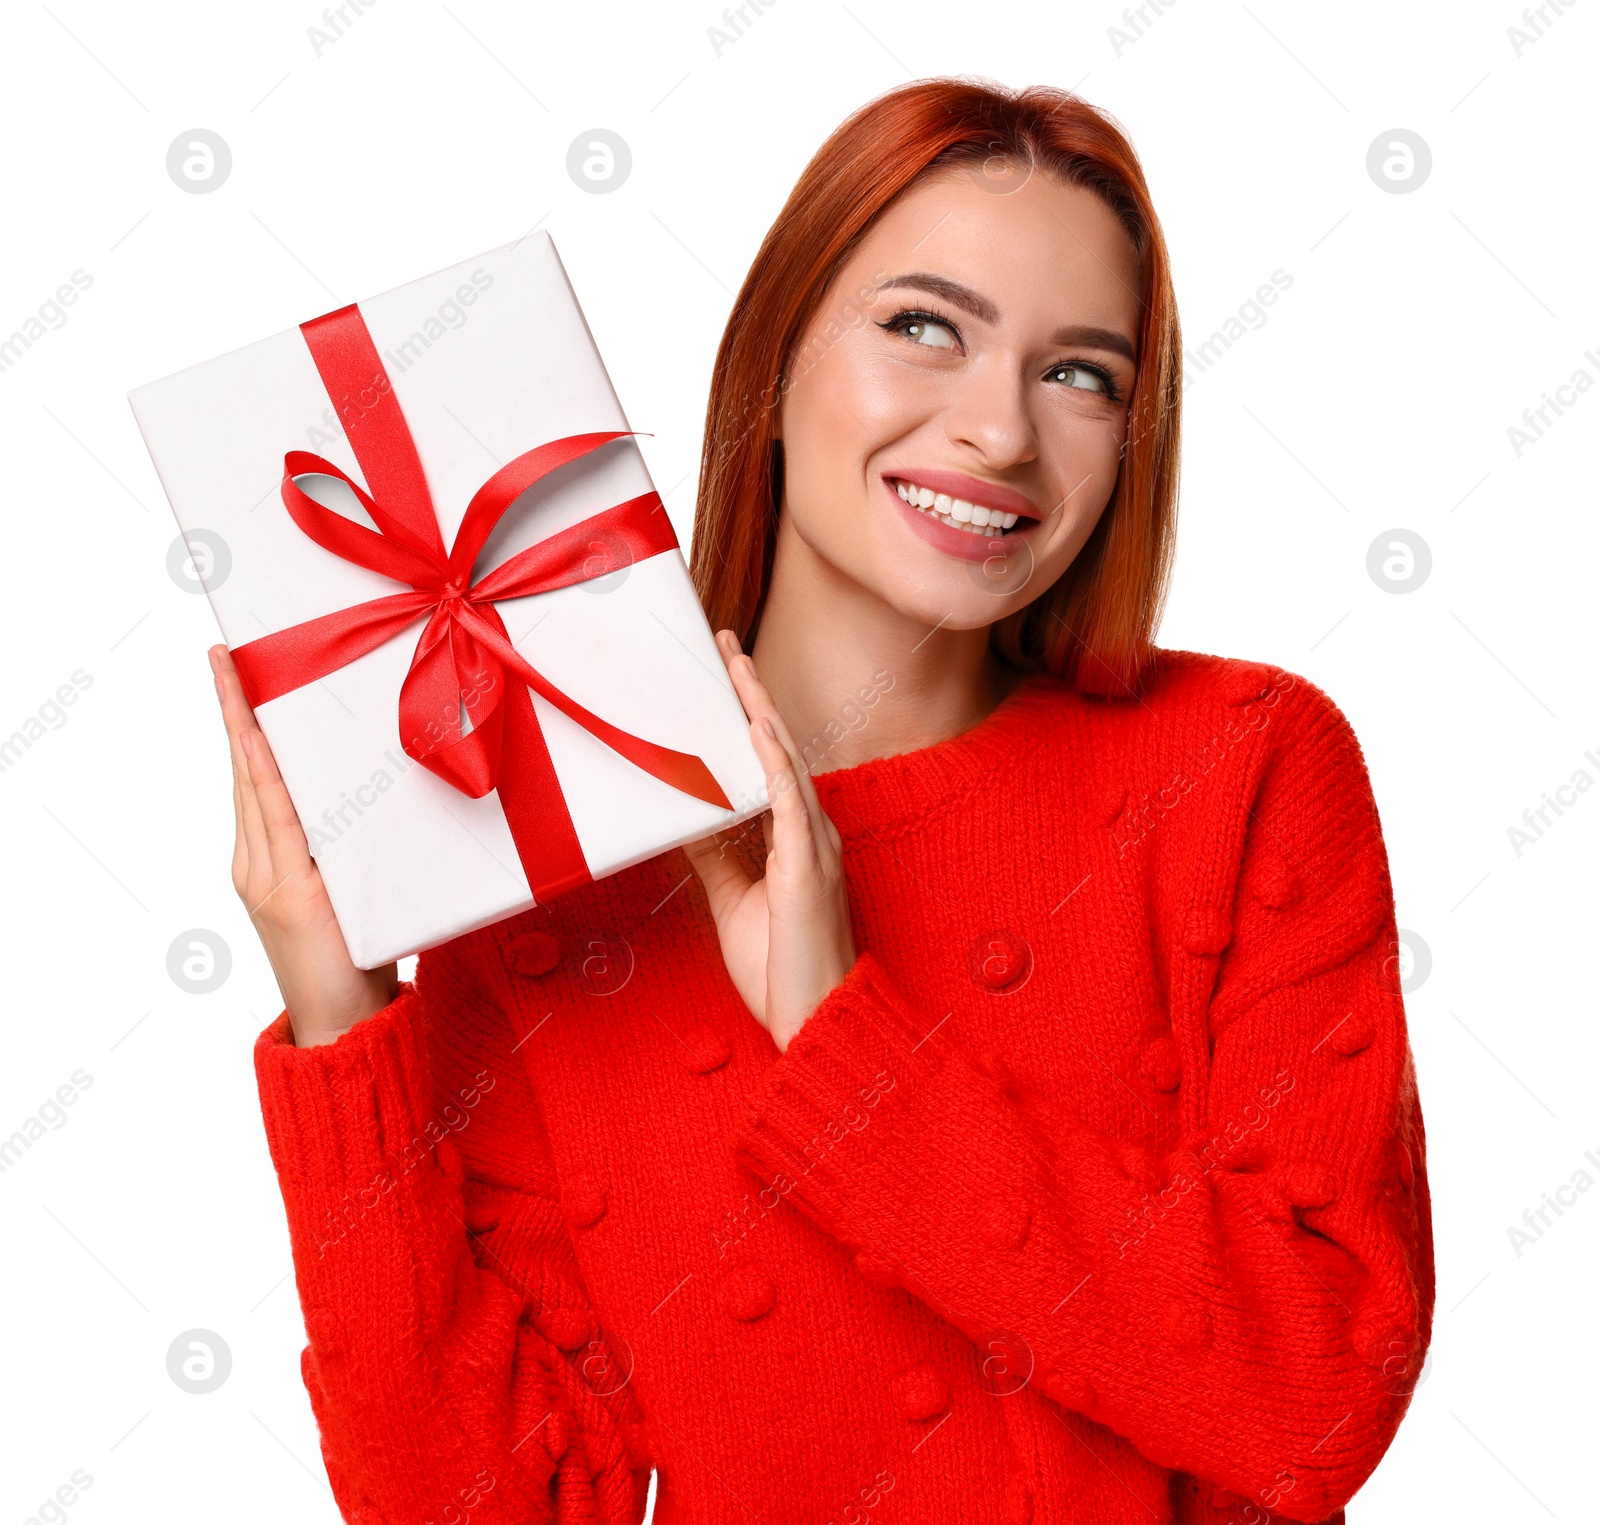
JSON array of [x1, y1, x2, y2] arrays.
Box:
[[897, 317, 957, 350], [1048, 363, 1108, 394]]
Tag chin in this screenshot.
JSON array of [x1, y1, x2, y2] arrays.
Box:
[[868, 564, 1032, 634]]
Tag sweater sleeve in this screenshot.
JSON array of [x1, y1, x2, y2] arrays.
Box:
[[253, 934, 650, 1525], [729, 685, 1434, 1524]]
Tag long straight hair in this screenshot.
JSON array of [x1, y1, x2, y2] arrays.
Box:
[[688, 77, 1182, 698]]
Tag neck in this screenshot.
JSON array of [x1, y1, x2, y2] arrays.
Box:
[[748, 514, 1022, 775]]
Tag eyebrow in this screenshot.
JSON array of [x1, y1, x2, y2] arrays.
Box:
[[880, 272, 998, 323], [878, 271, 1137, 363]]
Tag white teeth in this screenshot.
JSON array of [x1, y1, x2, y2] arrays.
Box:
[[892, 477, 1028, 536]]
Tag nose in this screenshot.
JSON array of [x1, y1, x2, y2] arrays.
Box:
[[942, 357, 1039, 472]]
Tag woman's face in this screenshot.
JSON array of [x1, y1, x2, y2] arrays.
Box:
[[774, 161, 1142, 629]]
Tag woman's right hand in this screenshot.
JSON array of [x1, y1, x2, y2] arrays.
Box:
[[210, 643, 399, 1047]]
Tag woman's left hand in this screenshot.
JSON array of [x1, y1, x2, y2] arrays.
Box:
[[683, 629, 857, 1054]]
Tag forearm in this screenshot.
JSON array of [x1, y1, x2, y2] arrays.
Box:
[[732, 950, 1429, 1522], [255, 987, 581, 1519]]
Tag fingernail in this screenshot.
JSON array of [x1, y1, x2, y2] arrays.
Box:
[[728, 630, 743, 655], [762, 716, 776, 739], [207, 647, 219, 674], [213, 674, 223, 702], [241, 730, 253, 759]]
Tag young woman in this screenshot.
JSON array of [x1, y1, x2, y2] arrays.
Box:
[[214, 79, 1433, 1525]]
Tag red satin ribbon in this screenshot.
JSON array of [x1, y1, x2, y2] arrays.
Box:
[[231, 303, 730, 903]]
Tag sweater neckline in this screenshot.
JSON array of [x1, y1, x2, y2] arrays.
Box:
[[807, 669, 1070, 838]]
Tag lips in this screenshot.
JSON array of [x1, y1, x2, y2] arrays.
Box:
[[885, 469, 1042, 528], [879, 469, 1044, 564], [884, 475, 1042, 563]]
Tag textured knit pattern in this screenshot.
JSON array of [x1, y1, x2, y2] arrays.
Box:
[[253, 649, 1434, 1525]]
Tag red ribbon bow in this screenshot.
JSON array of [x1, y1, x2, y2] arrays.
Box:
[[232, 303, 730, 903]]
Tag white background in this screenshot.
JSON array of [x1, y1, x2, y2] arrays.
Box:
[[1, 1, 1595, 1520]]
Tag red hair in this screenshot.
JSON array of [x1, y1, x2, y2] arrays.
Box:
[[688, 77, 1182, 698]]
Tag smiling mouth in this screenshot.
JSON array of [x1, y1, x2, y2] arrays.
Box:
[[888, 476, 1035, 536]]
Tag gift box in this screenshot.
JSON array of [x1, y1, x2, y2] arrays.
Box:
[[130, 234, 769, 969]]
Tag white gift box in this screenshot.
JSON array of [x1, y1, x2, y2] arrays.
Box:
[[130, 234, 769, 969]]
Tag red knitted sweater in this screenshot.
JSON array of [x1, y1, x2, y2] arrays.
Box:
[[253, 650, 1433, 1525]]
